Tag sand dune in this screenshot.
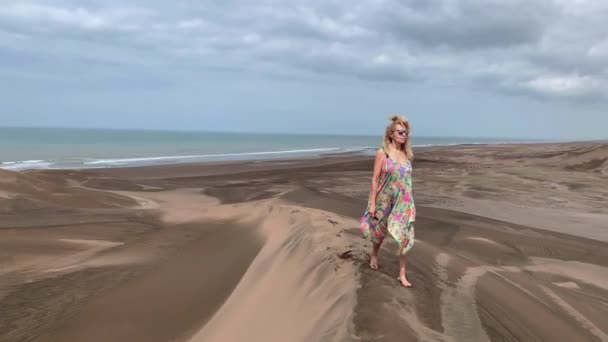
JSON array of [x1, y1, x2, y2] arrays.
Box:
[[413, 142, 608, 242], [560, 143, 608, 173], [1, 142, 608, 342], [188, 203, 358, 342]]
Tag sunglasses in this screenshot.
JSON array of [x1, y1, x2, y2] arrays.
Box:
[[395, 129, 409, 136]]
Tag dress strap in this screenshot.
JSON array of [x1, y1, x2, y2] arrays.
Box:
[[381, 146, 389, 172], [381, 146, 389, 158]]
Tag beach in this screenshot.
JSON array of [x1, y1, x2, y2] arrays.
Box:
[[1, 141, 607, 341]]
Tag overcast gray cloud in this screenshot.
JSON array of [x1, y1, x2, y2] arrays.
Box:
[[0, 0, 607, 139]]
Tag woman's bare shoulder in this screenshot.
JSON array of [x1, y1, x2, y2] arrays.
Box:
[[375, 148, 385, 158]]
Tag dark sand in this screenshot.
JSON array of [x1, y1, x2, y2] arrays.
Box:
[[1, 142, 607, 341]]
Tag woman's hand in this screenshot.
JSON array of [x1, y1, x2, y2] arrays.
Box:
[[368, 205, 376, 219]]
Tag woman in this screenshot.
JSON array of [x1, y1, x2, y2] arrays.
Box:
[[360, 115, 416, 288]]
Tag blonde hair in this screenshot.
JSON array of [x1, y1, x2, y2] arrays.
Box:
[[382, 114, 414, 161]]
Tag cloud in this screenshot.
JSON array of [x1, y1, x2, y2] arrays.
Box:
[[177, 18, 206, 30], [375, 0, 553, 49], [526, 75, 600, 96], [0, 0, 607, 100], [0, 2, 147, 32]]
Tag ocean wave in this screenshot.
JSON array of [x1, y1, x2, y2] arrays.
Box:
[[0, 160, 54, 171], [83, 147, 346, 166], [1, 147, 374, 171]]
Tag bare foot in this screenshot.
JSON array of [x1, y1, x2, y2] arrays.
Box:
[[398, 275, 412, 287], [369, 254, 379, 270]]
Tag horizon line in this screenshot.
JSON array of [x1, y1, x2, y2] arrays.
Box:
[[0, 125, 561, 141]]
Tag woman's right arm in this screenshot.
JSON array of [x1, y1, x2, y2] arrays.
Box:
[[368, 149, 385, 215]]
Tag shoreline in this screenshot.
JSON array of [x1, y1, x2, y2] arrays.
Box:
[[2, 138, 588, 172], [1, 141, 607, 341]]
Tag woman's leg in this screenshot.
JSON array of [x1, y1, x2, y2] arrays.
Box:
[[369, 241, 382, 270], [398, 254, 412, 287], [368, 211, 386, 270]]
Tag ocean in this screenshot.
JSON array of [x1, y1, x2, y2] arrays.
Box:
[[0, 127, 541, 171]]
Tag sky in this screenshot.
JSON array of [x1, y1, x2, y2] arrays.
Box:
[[0, 0, 607, 140]]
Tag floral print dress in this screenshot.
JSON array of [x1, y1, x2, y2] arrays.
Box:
[[360, 148, 416, 255]]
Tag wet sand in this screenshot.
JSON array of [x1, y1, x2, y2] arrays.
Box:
[[1, 142, 607, 341]]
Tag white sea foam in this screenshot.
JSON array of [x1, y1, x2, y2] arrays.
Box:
[[0, 147, 372, 171], [0, 160, 53, 171], [84, 147, 344, 166]]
